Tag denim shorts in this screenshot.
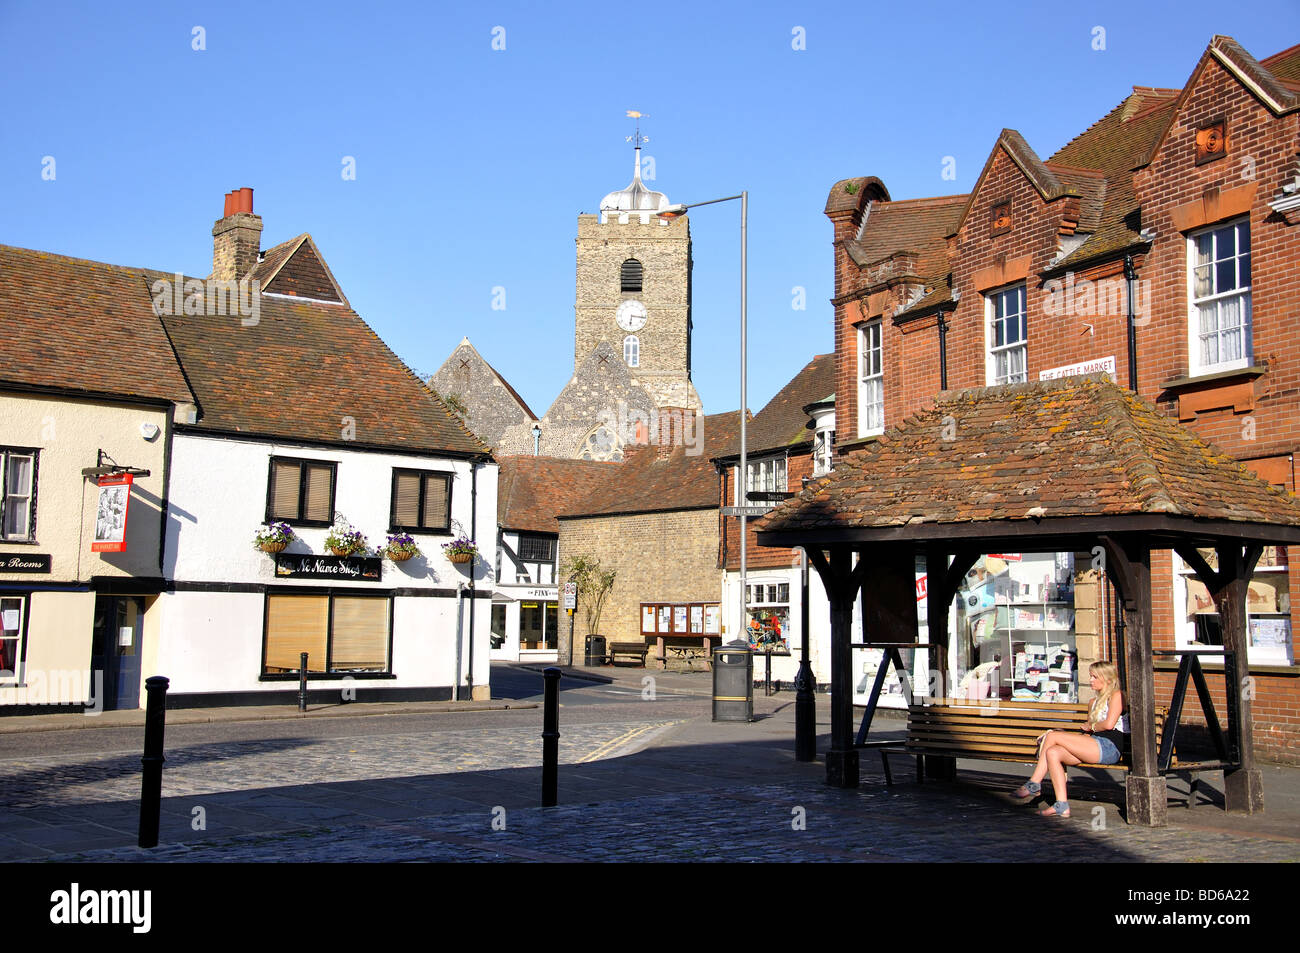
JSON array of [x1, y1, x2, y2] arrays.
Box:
[[1095, 735, 1122, 765]]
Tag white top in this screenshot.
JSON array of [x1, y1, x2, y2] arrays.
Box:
[[1096, 695, 1130, 734]]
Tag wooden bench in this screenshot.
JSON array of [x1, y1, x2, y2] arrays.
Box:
[[606, 641, 650, 666], [862, 700, 1218, 808]]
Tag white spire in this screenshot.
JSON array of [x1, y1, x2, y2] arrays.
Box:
[[599, 112, 670, 223]]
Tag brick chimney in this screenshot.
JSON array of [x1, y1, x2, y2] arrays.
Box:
[[211, 187, 262, 281]]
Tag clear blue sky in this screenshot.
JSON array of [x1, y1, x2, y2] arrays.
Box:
[[2, 1, 1295, 414]]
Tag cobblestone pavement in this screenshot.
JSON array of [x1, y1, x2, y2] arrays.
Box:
[[0, 720, 681, 859], [29, 776, 1300, 863]]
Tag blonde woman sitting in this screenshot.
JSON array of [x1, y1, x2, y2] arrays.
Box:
[[1011, 661, 1128, 818]]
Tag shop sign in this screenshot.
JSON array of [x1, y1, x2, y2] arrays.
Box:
[[524, 587, 558, 600], [274, 553, 382, 581], [1, 553, 52, 573], [92, 475, 133, 553]]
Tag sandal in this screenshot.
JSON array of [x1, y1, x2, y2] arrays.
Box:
[[1037, 801, 1070, 818], [1010, 781, 1041, 800]]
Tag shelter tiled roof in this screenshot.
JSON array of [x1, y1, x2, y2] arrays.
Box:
[[561, 411, 743, 518], [759, 377, 1300, 538], [497, 455, 620, 533], [0, 245, 195, 405]]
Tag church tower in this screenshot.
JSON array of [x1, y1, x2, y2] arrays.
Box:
[[574, 140, 701, 414]]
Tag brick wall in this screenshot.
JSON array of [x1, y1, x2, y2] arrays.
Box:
[[720, 449, 814, 571], [558, 507, 720, 649]]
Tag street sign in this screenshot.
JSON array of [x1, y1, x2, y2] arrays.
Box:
[[722, 505, 769, 517], [562, 581, 577, 610]]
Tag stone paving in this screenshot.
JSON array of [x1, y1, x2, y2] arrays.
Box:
[[4, 665, 1299, 862]]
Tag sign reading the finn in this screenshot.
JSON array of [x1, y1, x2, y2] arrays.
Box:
[[2, 553, 51, 573], [1039, 356, 1116, 382], [275, 553, 383, 581], [92, 474, 133, 553]]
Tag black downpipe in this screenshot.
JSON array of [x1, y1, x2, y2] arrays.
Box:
[[937, 311, 949, 390], [1125, 253, 1138, 392]]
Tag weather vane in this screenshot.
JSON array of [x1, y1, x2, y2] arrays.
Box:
[[625, 110, 649, 147]]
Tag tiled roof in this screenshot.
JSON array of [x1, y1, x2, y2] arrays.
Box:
[[1259, 42, 1300, 83], [844, 195, 966, 282], [0, 245, 195, 404], [497, 455, 620, 533], [717, 354, 835, 457], [247, 235, 303, 285], [561, 410, 744, 518], [155, 273, 487, 456], [758, 377, 1300, 539]]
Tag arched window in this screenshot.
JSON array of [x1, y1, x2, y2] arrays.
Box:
[[620, 259, 643, 292], [623, 335, 640, 367]]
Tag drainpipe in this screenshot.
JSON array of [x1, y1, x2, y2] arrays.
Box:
[[1124, 253, 1138, 392], [454, 582, 465, 701], [937, 311, 949, 391]]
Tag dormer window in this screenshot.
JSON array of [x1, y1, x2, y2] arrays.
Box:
[[621, 259, 643, 293]]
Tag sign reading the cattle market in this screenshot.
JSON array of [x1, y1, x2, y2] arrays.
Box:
[[274, 553, 383, 581]]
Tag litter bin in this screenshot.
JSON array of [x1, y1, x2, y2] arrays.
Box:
[[585, 635, 607, 666], [712, 640, 753, 722]]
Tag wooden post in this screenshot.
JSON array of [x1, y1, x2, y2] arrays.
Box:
[[1216, 542, 1264, 813], [808, 545, 865, 788], [1101, 536, 1166, 827]]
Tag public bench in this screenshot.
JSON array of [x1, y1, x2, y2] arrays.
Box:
[[861, 700, 1222, 808], [606, 641, 651, 666]]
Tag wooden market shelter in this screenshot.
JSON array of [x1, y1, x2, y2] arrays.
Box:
[[756, 376, 1300, 826]]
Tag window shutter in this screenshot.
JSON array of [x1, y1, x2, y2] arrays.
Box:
[[270, 461, 300, 520], [422, 475, 449, 529], [304, 465, 332, 522], [394, 472, 420, 526], [265, 595, 328, 673], [331, 597, 388, 671]]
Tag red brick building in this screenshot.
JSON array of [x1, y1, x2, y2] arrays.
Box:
[[823, 35, 1300, 760]]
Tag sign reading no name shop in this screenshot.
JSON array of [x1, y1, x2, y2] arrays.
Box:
[[1, 553, 52, 573], [275, 553, 383, 581]]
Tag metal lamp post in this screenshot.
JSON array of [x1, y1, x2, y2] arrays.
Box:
[[658, 192, 748, 644]]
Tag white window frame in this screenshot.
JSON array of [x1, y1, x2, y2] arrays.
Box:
[[747, 577, 794, 648], [858, 320, 884, 437], [623, 335, 640, 368], [813, 426, 835, 477], [736, 455, 787, 507], [1, 594, 26, 683], [1187, 217, 1252, 376], [986, 283, 1027, 385], [1, 448, 37, 542], [1172, 550, 1291, 666]]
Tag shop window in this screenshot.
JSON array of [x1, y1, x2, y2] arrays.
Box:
[[747, 581, 790, 647], [1188, 218, 1251, 374], [519, 601, 558, 651], [267, 457, 335, 526], [1, 595, 26, 681], [858, 320, 884, 437], [263, 593, 390, 675], [1174, 547, 1291, 665], [623, 335, 640, 367], [953, 552, 1080, 702], [1, 448, 37, 541], [987, 284, 1027, 385], [390, 469, 453, 533], [490, 604, 507, 650]]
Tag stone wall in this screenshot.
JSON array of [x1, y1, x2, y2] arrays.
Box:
[[558, 507, 720, 660], [429, 341, 535, 451]]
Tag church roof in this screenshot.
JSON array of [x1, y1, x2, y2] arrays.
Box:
[[599, 147, 670, 221]]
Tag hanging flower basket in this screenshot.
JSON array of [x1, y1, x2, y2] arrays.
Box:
[[442, 536, 478, 564], [330, 547, 353, 557], [388, 549, 414, 562], [383, 532, 421, 563], [448, 551, 473, 564], [253, 522, 295, 554], [324, 522, 369, 558]]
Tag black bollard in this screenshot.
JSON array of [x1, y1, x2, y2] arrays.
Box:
[[795, 550, 816, 761], [542, 667, 560, 807], [298, 652, 308, 712], [138, 675, 169, 848]]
